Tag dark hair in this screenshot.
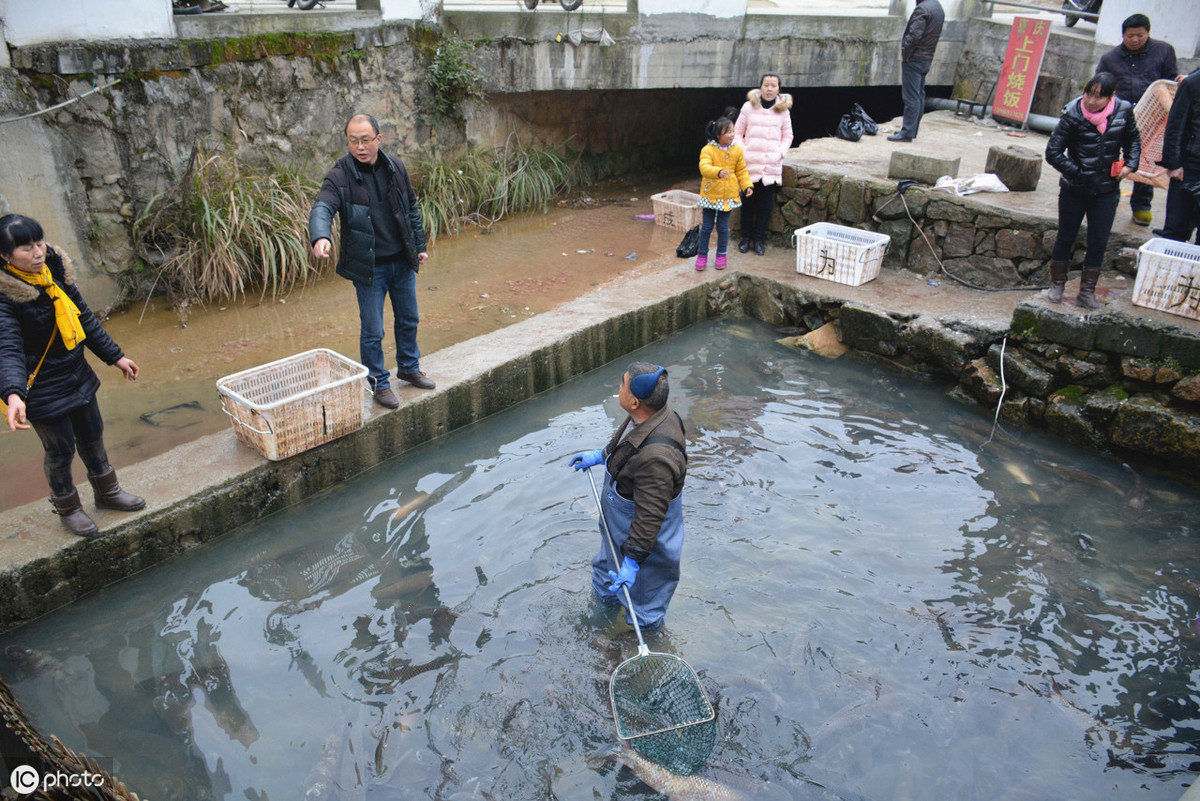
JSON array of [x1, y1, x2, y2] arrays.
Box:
[[1121, 13, 1150, 32], [627, 362, 669, 410], [721, 105, 739, 122], [760, 72, 781, 88], [344, 113, 381, 136], [705, 117, 734, 142], [1084, 72, 1117, 98], [0, 214, 45, 259]]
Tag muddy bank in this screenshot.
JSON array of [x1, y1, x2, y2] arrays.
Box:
[[0, 174, 687, 511]]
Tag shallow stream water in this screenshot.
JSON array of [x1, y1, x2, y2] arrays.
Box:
[[2, 318, 1199, 801]]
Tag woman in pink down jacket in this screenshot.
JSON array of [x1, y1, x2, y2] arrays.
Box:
[[734, 73, 794, 256]]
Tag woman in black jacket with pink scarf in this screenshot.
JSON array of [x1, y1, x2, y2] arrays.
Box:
[[1, 213, 144, 537], [1045, 72, 1141, 309]]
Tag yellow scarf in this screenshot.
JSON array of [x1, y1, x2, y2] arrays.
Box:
[[3, 264, 86, 350]]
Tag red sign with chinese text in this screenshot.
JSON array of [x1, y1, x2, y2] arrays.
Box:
[[991, 16, 1052, 126]]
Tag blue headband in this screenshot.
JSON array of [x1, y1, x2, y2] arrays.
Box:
[[629, 366, 666, 399]]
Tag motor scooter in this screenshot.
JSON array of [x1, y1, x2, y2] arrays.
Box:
[[523, 0, 584, 11], [1061, 0, 1100, 27]]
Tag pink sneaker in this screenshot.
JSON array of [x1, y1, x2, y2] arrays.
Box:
[[694, 255, 707, 271], [715, 253, 727, 270]]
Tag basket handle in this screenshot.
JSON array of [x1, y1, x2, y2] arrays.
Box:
[[219, 403, 274, 435]]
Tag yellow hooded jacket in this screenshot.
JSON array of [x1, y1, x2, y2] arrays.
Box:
[[698, 142, 753, 212]]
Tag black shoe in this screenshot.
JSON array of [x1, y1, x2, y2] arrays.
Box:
[[738, 238, 751, 253], [887, 133, 913, 142], [374, 387, 401, 409], [398, 371, 436, 390], [753, 241, 766, 256], [1151, 228, 1166, 237]]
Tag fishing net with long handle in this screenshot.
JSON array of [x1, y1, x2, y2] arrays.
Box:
[[586, 469, 717, 775]]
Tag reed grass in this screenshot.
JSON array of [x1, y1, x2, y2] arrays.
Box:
[[133, 142, 329, 305], [413, 136, 590, 242]]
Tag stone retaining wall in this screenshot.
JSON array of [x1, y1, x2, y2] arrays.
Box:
[[766, 164, 1144, 288], [729, 274, 1200, 475]]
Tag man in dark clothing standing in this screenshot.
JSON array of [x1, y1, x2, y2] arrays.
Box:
[[1096, 13, 1185, 227], [309, 113, 433, 410], [889, 0, 945, 143], [1160, 69, 1200, 244]]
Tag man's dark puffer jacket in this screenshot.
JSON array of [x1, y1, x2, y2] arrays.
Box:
[[1046, 96, 1142, 196]]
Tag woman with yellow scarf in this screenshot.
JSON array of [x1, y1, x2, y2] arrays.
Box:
[[1, 214, 144, 537]]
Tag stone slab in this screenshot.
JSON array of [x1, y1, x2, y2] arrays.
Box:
[[888, 149, 962, 185]]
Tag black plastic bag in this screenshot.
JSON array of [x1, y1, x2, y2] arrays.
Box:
[[676, 225, 701, 258], [852, 103, 878, 136], [835, 114, 864, 142]]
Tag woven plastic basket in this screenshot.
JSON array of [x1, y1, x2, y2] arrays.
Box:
[[1131, 238, 1200, 321], [793, 223, 890, 286], [651, 190, 703, 231], [217, 348, 368, 461], [1132, 79, 1178, 190]]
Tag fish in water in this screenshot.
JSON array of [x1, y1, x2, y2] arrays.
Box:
[[616, 746, 749, 801]]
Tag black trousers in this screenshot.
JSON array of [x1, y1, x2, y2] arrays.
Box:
[[30, 395, 112, 497], [739, 181, 778, 243], [1162, 175, 1200, 244], [1051, 188, 1119, 269]]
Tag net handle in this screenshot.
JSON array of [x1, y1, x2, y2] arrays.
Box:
[[586, 468, 650, 657]]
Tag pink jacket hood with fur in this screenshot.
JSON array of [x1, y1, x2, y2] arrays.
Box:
[[734, 89, 795, 186]]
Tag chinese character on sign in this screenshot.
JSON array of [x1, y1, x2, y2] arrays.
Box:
[[991, 16, 1052, 126]]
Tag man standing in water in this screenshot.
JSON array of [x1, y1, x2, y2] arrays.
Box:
[[569, 363, 687, 631], [309, 113, 433, 410]]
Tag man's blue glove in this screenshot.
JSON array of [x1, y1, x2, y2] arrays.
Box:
[[607, 559, 640, 593], [569, 449, 604, 471]]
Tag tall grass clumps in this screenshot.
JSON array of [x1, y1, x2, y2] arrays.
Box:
[[413, 137, 592, 242], [133, 142, 329, 305]]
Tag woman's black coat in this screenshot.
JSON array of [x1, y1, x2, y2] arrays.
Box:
[[0, 247, 124, 421], [1046, 96, 1142, 196]]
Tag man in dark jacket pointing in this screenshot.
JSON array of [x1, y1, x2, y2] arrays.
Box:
[[309, 113, 433, 409], [889, 0, 945, 143]]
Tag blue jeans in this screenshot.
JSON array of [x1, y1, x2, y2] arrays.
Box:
[[699, 207, 730, 257], [354, 258, 420, 392], [1130, 181, 1153, 214], [900, 59, 932, 139], [1051, 188, 1120, 269]]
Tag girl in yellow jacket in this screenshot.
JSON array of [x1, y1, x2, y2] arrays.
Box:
[[695, 117, 753, 271]]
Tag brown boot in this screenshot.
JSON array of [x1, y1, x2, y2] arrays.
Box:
[[1047, 259, 1069, 304], [1075, 267, 1105, 310], [89, 467, 146, 512], [50, 489, 100, 538]]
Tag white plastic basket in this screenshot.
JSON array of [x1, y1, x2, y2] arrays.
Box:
[[1131, 238, 1200, 321], [792, 223, 890, 286], [1132, 79, 1177, 190], [217, 348, 369, 461], [651, 190, 703, 231]]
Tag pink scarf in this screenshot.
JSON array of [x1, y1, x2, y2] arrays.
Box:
[[1081, 96, 1115, 134]]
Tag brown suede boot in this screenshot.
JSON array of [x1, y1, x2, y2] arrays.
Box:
[[1075, 266, 1105, 310], [89, 467, 146, 512], [1047, 259, 1069, 304], [50, 489, 100, 538]]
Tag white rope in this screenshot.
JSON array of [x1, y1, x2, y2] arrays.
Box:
[[0, 79, 122, 126]]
